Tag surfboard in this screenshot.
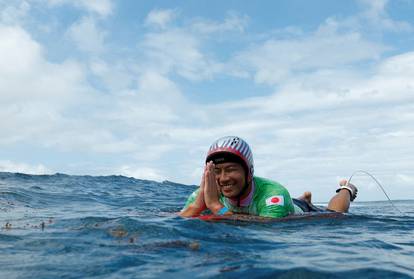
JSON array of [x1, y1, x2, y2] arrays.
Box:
[[196, 212, 345, 222]]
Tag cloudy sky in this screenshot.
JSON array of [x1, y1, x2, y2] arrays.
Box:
[[1, 0, 413, 201]]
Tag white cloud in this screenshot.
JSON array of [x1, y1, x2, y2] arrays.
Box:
[[0, 1, 30, 25], [0, 24, 42, 81], [331, 0, 413, 34], [0, 160, 51, 174], [0, 23, 203, 166], [89, 59, 134, 91], [191, 11, 249, 34], [217, 51, 414, 121], [357, 0, 413, 32], [359, 0, 388, 17], [377, 51, 414, 76], [77, 0, 113, 17], [396, 174, 414, 184], [137, 71, 184, 105], [117, 165, 164, 182], [47, 0, 113, 17], [66, 16, 106, 53], [0, 24, 91, 147], [101, 72, 188, 130], [141, 10, 249, 81], [0, 25, 86, 104], [142, 30, 223, 81], [145, 9, 178, 29], [231, 0, 412, 86], [234, 21, 387, 85]]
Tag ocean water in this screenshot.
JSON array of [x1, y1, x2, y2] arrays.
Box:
[[1, 172, 413, 279]]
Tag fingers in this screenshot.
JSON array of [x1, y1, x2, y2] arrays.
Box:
[[199, 168, 206, 191], [204, 161, 219, 200], [339, 179, 356, 188], [205, 161, 215, 184], [203, 162, 224, 213], [206, 162, 216, 191], [205, 161, 221, 195], [204, 162, 210, 191], [194, 166, 207, 205], [209, 162, 215, 181]]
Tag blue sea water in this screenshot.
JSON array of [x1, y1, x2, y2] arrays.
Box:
[[1, 172, 413, 279]]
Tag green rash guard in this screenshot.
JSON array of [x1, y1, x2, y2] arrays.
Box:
[[184, 176, 301, 218]]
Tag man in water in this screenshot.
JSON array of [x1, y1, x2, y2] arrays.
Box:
[[180, 136, 357, 218]]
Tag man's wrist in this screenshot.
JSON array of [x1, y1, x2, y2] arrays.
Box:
[[209, 202, 225, 214]]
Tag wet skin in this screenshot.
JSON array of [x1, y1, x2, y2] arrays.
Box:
[[213, 162, 247, 199]]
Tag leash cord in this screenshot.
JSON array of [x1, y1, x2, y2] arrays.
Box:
[[347, 170, 404, 215]]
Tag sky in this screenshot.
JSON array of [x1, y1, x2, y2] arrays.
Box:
[[1, 0, 414, 202]]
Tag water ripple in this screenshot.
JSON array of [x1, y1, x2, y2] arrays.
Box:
[[1, 172, 413, 278]]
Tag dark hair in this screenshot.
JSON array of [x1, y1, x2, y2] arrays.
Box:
[[206, 152, 248, 177]]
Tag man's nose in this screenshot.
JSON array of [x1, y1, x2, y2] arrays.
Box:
[[217, 171, 229, 183]]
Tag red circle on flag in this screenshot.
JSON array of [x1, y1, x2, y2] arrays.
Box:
[[271, 197, 280, 203]]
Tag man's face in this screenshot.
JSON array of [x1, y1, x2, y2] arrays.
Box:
[[214, 162, 247, 198]]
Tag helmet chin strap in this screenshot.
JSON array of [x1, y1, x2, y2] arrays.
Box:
[[236, 176, 250, 207]]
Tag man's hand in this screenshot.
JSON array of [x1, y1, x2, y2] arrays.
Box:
[[178, 169, 207, 217], [204, 161, 224, 214], [338, 179, 358, 201], [192, 170, 207, 211]]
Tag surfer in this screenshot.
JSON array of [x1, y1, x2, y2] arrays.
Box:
[[179, 136, 358, 218]]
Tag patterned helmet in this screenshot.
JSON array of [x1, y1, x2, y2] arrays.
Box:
[[206, 136, 254, 180]]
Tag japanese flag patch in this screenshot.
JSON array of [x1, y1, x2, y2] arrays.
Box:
[[265, 195, 284, 206]]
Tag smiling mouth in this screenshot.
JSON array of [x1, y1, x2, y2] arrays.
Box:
[[220, 184, 234, 191]]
